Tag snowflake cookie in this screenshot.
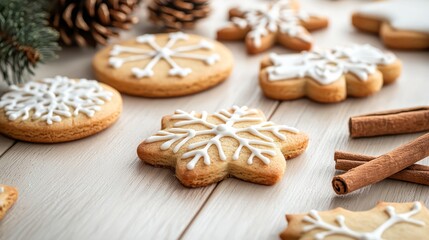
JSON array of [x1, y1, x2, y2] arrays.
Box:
[[352, 0, 429, 50], [0, 184, 18, 221], [0, 76, 122, 143], [216, 0, 328, 54], [281, 202, 429, 240], [93, 32, 233, 97], [137, 106, 308, 187], [259, 44, 402, 103]]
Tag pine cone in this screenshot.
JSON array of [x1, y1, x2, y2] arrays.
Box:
[[148, 0, 210, 31], [51, 0, 140, 47]]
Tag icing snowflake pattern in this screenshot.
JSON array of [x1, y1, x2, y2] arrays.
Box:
[[109, 32, 220, 78], [145, 106, 299, 170], [267, 44, 396, 85], [231, 0, 312, 47], [0, 76, 113, 124], [303, 202, 424, 240]]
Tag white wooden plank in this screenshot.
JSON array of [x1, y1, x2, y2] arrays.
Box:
[[0, 81, 15, 155], [0, 2, 280, 239], [0, 137, 14, 156], [182, 0, 429, 239]]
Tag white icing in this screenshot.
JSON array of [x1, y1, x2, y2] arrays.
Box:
[[145, 106, 299, 170], [230, 0, 313, 47], [109, 32, 220, 78], [303, 202, 424, 240], [0, 76, 113, 124], [357, 0, 429, 34], [266, 44, 396, 85]]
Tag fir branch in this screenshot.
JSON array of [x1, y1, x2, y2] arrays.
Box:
[[0, 0, 60, 86]]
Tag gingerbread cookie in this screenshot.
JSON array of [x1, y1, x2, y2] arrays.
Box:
[[281, 201, 429, 240], [352, 0, 429, 50], [259, 44, 402, 103], [216, 0, 328, 54], [0, 185, 18, 221], [137, 106, 308, 187], [0, 76, 122, 143], [93, 32, 233, 97]]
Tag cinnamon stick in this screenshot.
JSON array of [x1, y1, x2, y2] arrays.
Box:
[[332, 133, 429, 195], [349, 106, 429, 138], [334, 151, 429, 186]]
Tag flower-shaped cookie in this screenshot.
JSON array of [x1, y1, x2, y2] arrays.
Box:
[[352, 0, 429, 50], [281, 202, 429, 240], [0, 185, 18, 221], [259, 44, 402, 103], [217, 0, 328, 54], [137, 106, 308, 187]]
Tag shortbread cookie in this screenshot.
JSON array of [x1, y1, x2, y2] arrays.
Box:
[[0, 76, 122, 143], [93, 32, 233, 97], [352, 0, 429, 50], [137, 106, 308, 187], [259, 44, 401, 103], [217, 0, 328, 54], [0, 185, 18, 221], [281, 201, 429, 240]]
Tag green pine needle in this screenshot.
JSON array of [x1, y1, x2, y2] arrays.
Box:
[[0, 0, 60, 86]]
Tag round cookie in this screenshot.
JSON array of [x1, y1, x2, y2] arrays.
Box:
[[93, 32, 233, 97], [0, 76, 122, 143]]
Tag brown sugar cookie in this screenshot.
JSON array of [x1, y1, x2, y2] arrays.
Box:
[[281, 201, 429, 240], [93, 32, 233, 97], [137, 106, 308, 187], [216, 0, 328, 54], [0, 185, 18, 221], [352, 0, 429, 50], [0, 76, 122, 143], [259, 44, 401, 103]]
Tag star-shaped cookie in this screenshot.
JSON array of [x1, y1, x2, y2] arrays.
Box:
[[259, 44, 402, 103], [0, 184, 18, 221], [216, 0, 328, 54], [352, 0, 429, 50], [281, 202, 429, 240], [137, 106, 308, 187]]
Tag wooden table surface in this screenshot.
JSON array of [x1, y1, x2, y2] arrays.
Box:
[[1, 0, 428, 239]]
